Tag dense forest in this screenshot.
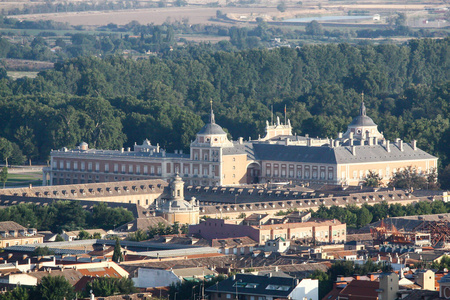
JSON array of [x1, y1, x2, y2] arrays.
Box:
[[0, 38, 449, 183]]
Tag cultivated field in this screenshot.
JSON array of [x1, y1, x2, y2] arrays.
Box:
[[9, 1, 447, 27]]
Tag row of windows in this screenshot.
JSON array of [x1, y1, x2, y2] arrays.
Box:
[[54, 160, 216, 177], [266, 169, 333, 180], [54, 161, 162, 175]]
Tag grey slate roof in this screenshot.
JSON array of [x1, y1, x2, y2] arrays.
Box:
[[205, 273, 298, 298], [197, 123, 227, 135], [332, 143, 436, 164], [223, 143, 255, 160], [230, 141, 436, 165], [349, 115, 377, 127]]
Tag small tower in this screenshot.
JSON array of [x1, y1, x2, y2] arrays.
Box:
[[170, 173, 184, 201], [341, 95, 384, 143], [157, 174, 199, 225]]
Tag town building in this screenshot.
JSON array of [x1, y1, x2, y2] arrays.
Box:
[[205, 273, 318, 300], [189, 218, 346, 244], [45, 102, 437, 187], [0, 221, 43, 248]]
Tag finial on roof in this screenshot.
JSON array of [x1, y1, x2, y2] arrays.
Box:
[[209, 100, 216, 124], [360, 92, 367, 116]]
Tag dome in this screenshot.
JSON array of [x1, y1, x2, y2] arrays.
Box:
[[197, 123, 227, 135], [348, 101, 377, 127], [197, 109, 226, 135], [349, 115, 377, 127]]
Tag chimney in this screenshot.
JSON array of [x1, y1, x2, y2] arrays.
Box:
[[338, 132, 343, 138], [335, 140, 340, 147], [386, 140, 391, 152], [307, 138, 312, 147], [156, 143, 160, 153], [399, 140, 403, 151], [121, 148, 124, 153], [349, 132, 354, 139], [368, 137, 373, 146], [349, 138, 354, 146], [373, 137, 378, 145], [127, 147, 131, 152], [351, 146, 356, 156], [238, 137, 243, 144], [412, 140, 417, 150]]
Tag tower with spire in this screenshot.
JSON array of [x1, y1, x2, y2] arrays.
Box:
[[190, 103, 233, 149], [340, 95, 384, 143]]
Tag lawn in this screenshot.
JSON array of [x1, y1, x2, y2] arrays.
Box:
[[3, 172, 43, 188]]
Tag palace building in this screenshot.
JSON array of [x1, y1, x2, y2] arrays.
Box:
[[45, 103, 437, 187]]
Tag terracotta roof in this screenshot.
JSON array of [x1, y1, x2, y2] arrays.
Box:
[[29, 269, 83, 285], [339, 280, 379, 300], [77, 266, 122, 278]]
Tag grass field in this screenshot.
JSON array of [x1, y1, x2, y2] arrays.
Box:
[[4, 172, 43, 188]]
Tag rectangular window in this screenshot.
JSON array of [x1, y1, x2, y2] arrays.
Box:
[[66, 162, 70, 170], [105, 163, 109, 172], [114, 164, 118, 172], [59, 161, 64, 170], [157, 166, 161, 175], [121, 165, 126, 173], [151, 166, 155, 174], [144, 166, 148, 175], [184, 167, 189, 174], [88, 162, 92, 171], [95, 163, 99, 172], [136, 165, 140, 174], [74, 162, 78, 170], [129, 165, 133, 174], [81, 162, 85, 171]]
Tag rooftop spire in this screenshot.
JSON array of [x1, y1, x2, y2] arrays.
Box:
[[209, 100, 215, 124], [360, 92, 367, 116]]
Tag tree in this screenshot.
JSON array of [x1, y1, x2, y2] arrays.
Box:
[[112, 238, 123, 263], [388, 166, 427, 191], [305, 20, 323, 36], [440, 164, 450, 190], [277, 1, 286, 12], [77, 229, 91, 240], [32, 246, 55, 256], [127, 229, 148, 242], [0, 167, 7, 188], [33, 275, 75, 300], [84, 277, 137, 297], [364, 170, 383, 187], [0, 138, 13, 167], [357, 206, 373, 228]]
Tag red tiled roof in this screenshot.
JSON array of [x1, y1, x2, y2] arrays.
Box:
[[339, 280, 379, 300], [78, 267, 122, 278]]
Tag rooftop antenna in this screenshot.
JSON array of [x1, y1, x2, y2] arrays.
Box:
[[284, 104, 287, 125]]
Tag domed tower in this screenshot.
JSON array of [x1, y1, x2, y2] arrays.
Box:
[[191, 108, 233, 149], [342, 100, 384, 142], [157, 174, 199, 224]]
